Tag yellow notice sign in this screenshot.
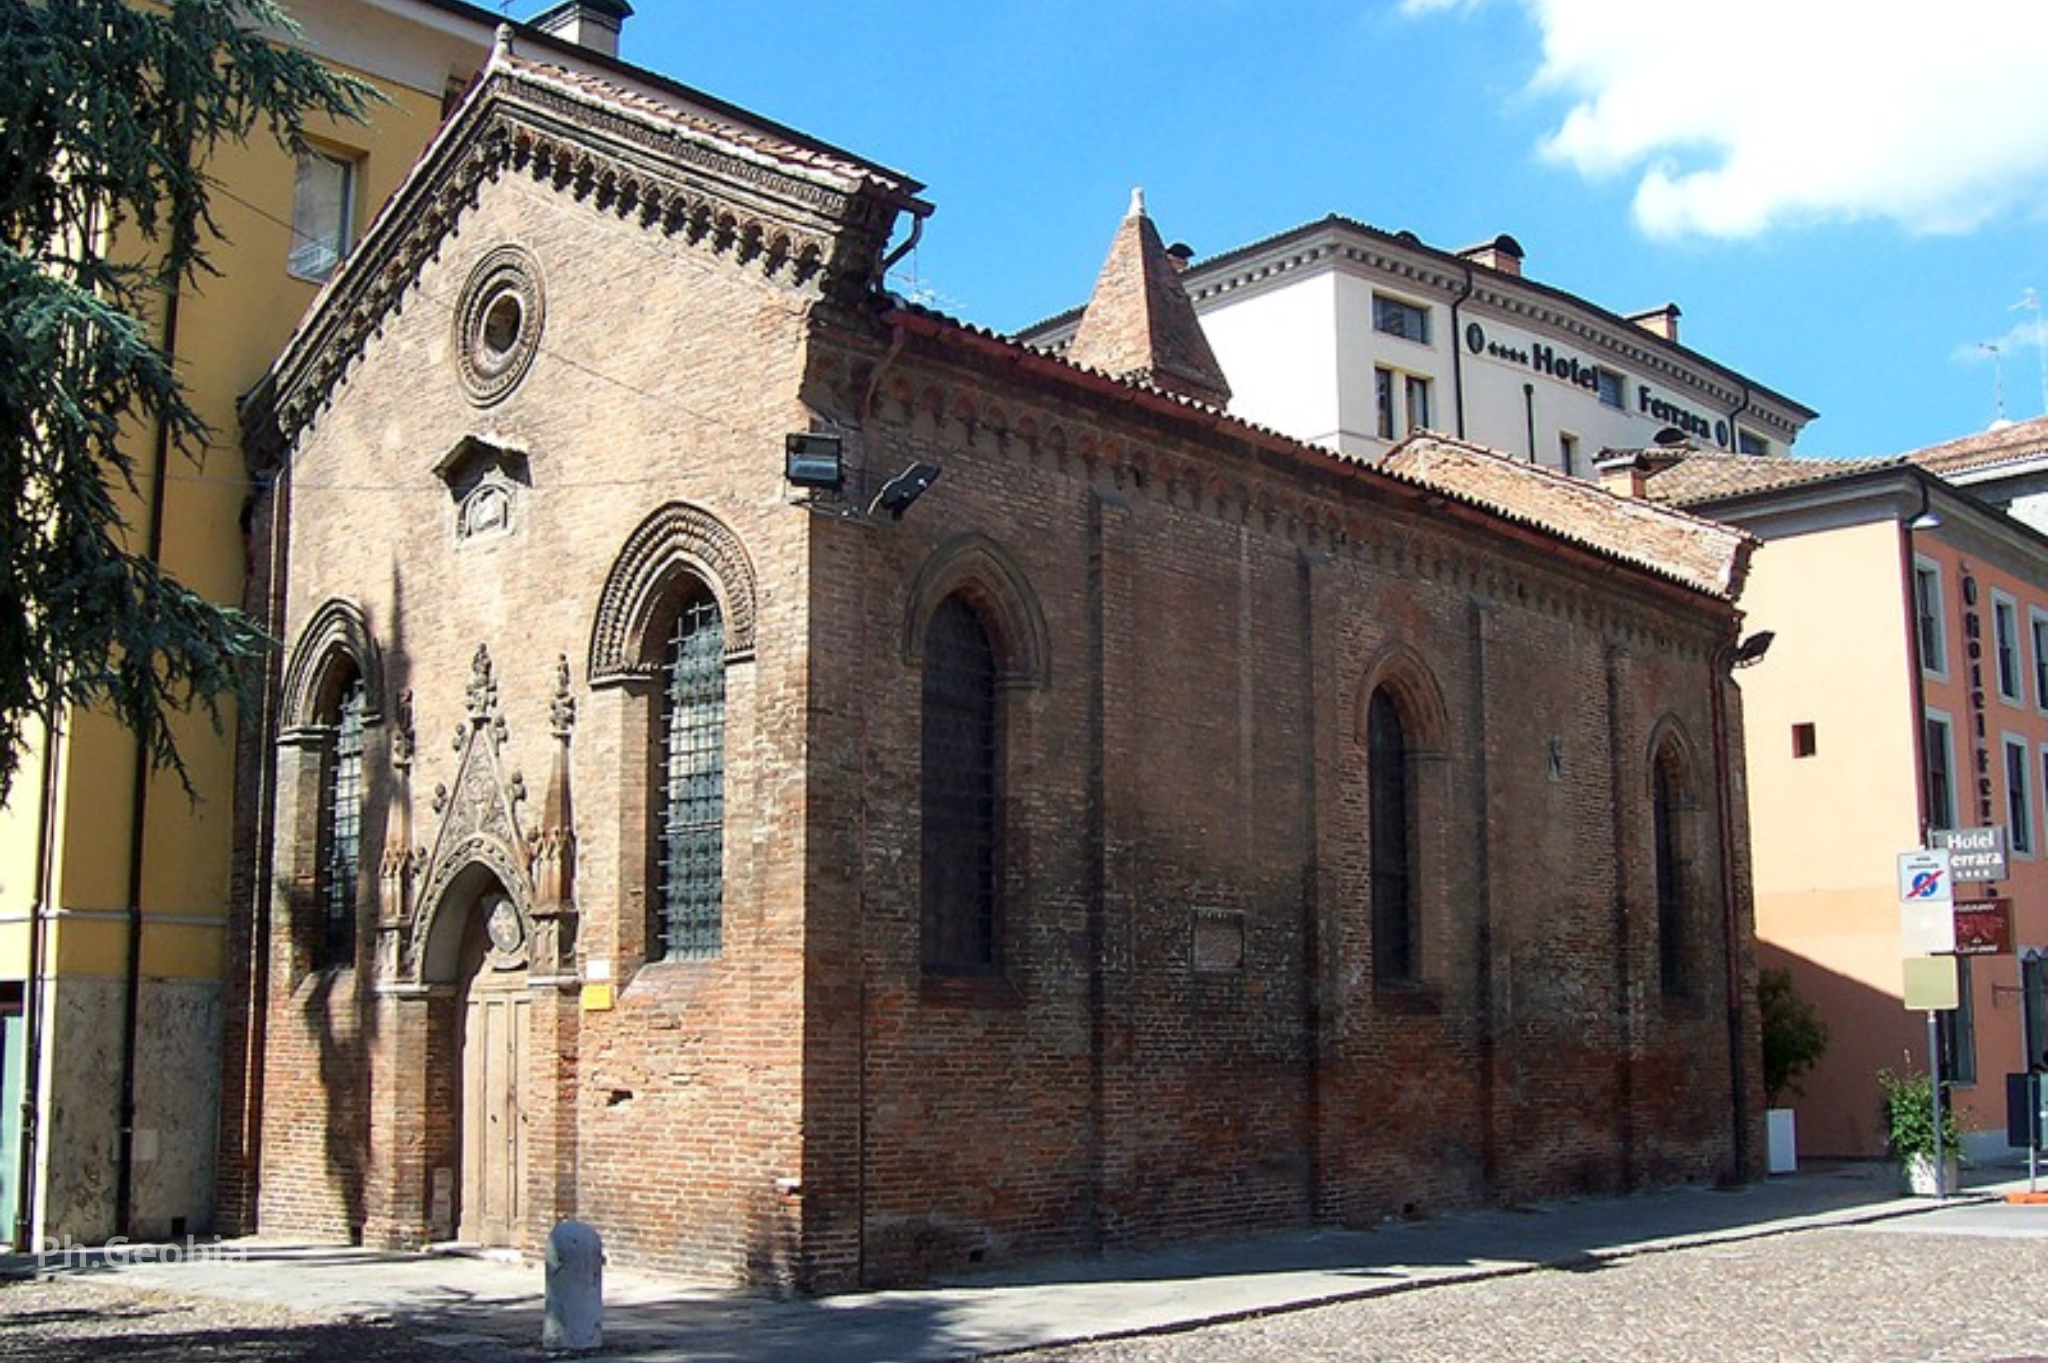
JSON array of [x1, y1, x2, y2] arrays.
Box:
[[1902, 955, 1959, 1011], [581, 983, 616, 1012]]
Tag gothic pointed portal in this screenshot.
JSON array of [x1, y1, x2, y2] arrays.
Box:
[[410, 644, 535, 984], [1066, 189, 1232, 408]]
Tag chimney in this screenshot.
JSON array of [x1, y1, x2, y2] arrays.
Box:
[[1628, 303, 1682, 343], [1594, 450, 1649, 499], [1457, 233, 1524, 278], [532, 0, 633, 58]]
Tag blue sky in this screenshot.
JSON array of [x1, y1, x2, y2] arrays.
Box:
[[591, 0, 2048, 458]]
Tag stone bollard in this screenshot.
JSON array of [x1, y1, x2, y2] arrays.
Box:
[[542, 1220, 603, 1353]]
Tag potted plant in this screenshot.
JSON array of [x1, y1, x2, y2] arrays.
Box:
[[1760, 967, 1829, 1173], [1878, 1063, 1961, 1195]]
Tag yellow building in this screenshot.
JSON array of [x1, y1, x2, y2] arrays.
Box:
[[0, 0, 634, 1249], [1631, 447, 2048, 1160]]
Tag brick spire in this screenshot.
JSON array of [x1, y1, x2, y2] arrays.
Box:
[[1067, 189, 1231, 407]]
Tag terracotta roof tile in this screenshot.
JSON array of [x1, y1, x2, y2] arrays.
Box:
[[497, 49, 918, 196], [1381, 437, 1754, 599], [1902, 415, 2048, 475], [891, 302, 1750, 599], [1637, 451, 1905, 506]]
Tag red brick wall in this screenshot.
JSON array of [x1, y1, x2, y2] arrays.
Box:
[[795, 324, 1758, 1286], [235, 137, 1758, 1291]]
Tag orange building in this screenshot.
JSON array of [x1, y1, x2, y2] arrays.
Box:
[[1634, 447, 2048, 1159]]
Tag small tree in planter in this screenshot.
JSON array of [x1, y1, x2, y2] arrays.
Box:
[[1761, 968, 1829, 1107], [1759, 967, 1828, 1172], [1878, 1063, 1961, 1195]]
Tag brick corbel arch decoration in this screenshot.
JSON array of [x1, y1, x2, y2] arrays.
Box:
[[586, 501, 758, 685], [278, 598, 385, 742], [901, 533, 1051, 688]]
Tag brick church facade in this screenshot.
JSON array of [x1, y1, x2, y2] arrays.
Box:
[[227, 34, 1764, 1290]]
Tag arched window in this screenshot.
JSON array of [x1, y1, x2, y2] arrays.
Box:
[[1653, 745, 1689, 995], [1368, 687, 1418, 984], [316, 665, 367, 970], [921, 594, 999, 972], [654, 590, 726, 960]]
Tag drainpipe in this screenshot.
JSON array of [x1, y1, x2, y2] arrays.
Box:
[[1449, 263, 1475, 440], [1710, 635, 1752, 1179], [1901, 475, 1934, 843], [1728, 383, 1754, 454], [13, 703, 61, 1251], [114, 270, 180, 1238], [235, 459, 293, 1231], [114, 113, 199, 1238], [873, 208, 927, 295]]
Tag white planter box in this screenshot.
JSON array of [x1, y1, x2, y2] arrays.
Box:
[[1899, 1151, 1960, 1197], [1766, 1108, 1797, 1174]]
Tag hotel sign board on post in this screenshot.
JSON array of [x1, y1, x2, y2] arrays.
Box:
[[1932, 826, 2009, 882]]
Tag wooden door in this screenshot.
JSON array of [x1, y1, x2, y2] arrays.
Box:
[[459, 967, 529, 1247]]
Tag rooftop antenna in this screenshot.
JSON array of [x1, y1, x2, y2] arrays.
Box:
[[2014, 288, 2048, 418], [1979, 341, 2009, 427]]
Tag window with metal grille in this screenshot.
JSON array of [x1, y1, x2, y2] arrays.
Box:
[[656, 594, 725, 960], [921, 595, 998, 972], [1368, 688, 1416, 983], [1654, 749, 1687, 994], [319, 673, 366, 969]]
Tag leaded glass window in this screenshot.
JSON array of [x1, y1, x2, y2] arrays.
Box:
[[1368, 688, 1416, 983], [656, 594, 725, 959], [319, 673, 366, 968], [921, 596, 998, 972], [1654, 750, 1686, 994]]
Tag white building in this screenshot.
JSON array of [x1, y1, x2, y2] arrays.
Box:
[[1021, 215, 1813, 472]]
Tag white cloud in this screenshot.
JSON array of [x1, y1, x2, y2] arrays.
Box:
[[1403, 0, 2048, 239]]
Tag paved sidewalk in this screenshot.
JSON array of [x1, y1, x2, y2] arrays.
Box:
[[3, 1161, 2038, 1362]]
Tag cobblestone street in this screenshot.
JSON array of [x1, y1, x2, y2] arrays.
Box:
[[1015, 1225, 2048, 1363], [4, 1213, 2047, 1363]]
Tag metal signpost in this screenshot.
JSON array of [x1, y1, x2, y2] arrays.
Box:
[[1898, 848, 1957, 1197]]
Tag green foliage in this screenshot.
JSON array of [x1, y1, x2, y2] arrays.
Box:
[[0, 0, 374, 801], [1878, 1063, 1960, 1161], [1759, 966, 1830, 1107]]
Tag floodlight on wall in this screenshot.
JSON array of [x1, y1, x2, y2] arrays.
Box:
[[1730, 630, 1775, 668], [870, 462, 942, 521], [784, 432, 845, 491]]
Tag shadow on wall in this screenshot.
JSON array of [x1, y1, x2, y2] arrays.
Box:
[[1762, 943, 2009, 1159]]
